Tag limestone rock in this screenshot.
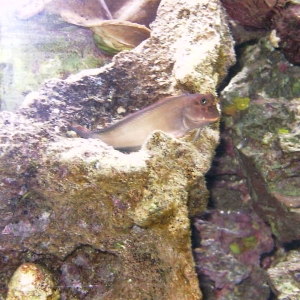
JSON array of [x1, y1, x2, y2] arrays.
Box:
[[267, 250, 300, 300], [0, 0, 235, 298], [7, 263, 59, 300]]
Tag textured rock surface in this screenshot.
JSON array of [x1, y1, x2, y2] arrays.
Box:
[[221, 0, 277, 29], [19, 0, 234, 130], [0, 110, 216, 298], [221, 1, 300, 65], [202, 35, 300, 298], [0, 0, 235, 298], [175, 2, 300, 299], [220, 39, 300, 243], [193, 210, 273, 300], [267, 250, 300, 300], [273, 4, 300, 65], [7, 263, 60, 300], [0, 114, 218, 299]]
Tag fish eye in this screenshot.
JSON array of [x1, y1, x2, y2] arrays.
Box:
[[200, 98, 207, 105]]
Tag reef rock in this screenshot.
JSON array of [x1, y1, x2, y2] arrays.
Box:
[[267, 250, 300, 300], [201, 31, 300, 299], [221, 0, 300, 65], [219, 38, 300, 244], [6, 263, 60, 300], [0, 0, 235, 299], [273, 3, 300, 65], [220, 0, 277, 29], [193, 210, 273, 299]]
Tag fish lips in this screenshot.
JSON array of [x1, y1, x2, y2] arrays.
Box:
[[184, 114, 219, 129]]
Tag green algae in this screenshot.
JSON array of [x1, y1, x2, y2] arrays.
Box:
[[223, 97, 250, 115], [233, 102, 293, 142], [229, 242, 241, 254], [242, 235, 257, 250], [270, 221, 280, 238], [277, 128, 290, 134], [229, 236, 258, 255], [292, 81, 300, 94], [113, 242, 126, 250], [233, 97, 250, 110], [93, 33, 123, 55]]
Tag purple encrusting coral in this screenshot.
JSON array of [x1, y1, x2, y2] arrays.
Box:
[[193, 209, 274, 299]]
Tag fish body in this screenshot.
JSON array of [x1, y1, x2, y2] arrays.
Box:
[[70, 93, 219, 151]]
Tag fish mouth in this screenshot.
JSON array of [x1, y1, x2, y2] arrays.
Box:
[[187, 116, 219, 124]]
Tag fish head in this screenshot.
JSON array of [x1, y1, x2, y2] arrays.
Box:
[[182, 93, 220, 130]]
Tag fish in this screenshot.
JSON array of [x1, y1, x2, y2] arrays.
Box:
[[69, 93, 219, 152]]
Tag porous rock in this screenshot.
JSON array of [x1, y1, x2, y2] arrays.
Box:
[[0, 0, 235, 298], [221, 1, 300, 65], [273, 3, 300, 65], [220, 39, 300, 243], [267, 250, 300, 300], [193, 210, 273, 299], [20, 0, 235, 128], [6, 263, 59, 300]]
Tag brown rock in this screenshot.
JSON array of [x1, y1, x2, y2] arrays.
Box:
[[0, 0, 235, 298]]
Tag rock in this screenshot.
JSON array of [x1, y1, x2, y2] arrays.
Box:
[[221, 39, 300, 100], [193, 210, 273, 299], [226, 20, 268, 45], [219, 39, 300, 243], [220, 0, 277, 29], [267, 250, 300, 299], [7, 263, 60, 300], [221, 1, 300, 65], [19, 0, 235, 129], [273, 4, 300, 65], [200, 17, 300, 299], [0, 110, 218, 299], [0, 0, 235, 298]]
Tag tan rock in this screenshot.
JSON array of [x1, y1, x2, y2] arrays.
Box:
[[7, 263, 59, 300], [1, 0, 235, 298]]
